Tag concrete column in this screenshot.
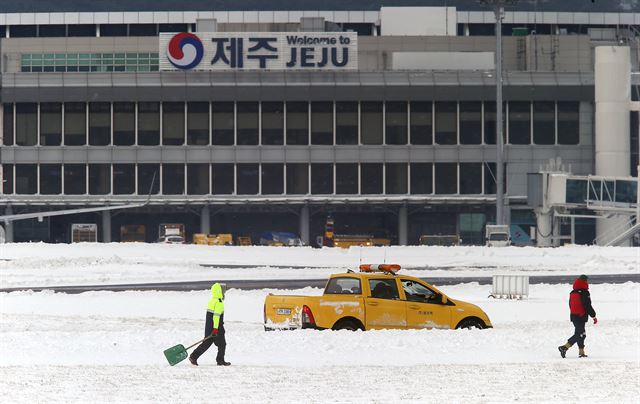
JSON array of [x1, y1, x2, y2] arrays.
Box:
[[299, 205, 310, 246], [552, 214, 561, 247], [595, 46, 632, 245], [200, 205, 210, 235], [535, 210, 553, 247], [398, 205, 408, 246], [102, 210, 111, 243], [4, 207, 13, 243]]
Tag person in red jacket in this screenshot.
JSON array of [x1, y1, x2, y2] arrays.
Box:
[[558, 275, 597, 358]]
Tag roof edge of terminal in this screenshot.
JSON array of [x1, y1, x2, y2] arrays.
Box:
[[0, 0, 637, 14]]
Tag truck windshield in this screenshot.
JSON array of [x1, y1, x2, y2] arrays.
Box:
[[489, 233, 509, 241]]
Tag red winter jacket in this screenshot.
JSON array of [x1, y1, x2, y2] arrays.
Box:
[[569, 278, 596, 320]]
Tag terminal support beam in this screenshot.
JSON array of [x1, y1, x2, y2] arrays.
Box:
[[299, 205, 310, 246], [398, 205, 408, 246], [102, 210, 111, 243], [4, 207, 14, 243], [200, 205, 210, 236]]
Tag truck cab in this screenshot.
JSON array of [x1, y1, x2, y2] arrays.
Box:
[[485, 225, 511, 247]]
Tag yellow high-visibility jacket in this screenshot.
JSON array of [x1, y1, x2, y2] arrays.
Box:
[[207, 283, 225, 329]]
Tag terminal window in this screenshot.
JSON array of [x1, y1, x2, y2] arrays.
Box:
[[20, 52, 159, 73]]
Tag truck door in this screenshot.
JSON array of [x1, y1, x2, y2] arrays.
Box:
[[365, 278, 407, 329], [401, 279, 451, 329]]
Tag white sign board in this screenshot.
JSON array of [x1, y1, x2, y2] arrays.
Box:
[[159, 32, 358, 71]]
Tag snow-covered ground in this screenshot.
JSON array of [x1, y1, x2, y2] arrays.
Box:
[[1, 283, 638, 402], [0, 243, 638, 402], [0, 243, 638, 287]]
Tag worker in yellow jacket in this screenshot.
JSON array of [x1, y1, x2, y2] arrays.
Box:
[[189, 282, 230, 366]]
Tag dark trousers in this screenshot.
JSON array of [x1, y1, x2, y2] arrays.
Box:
[[567, 317, 587, 348], [190, 311, 226, 363]]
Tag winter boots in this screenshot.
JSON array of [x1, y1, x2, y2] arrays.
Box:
[[188, 355, 198, 366], [558, 343, 572, 358], [558, 343, 588, 358], [217, 360, 231, 366]]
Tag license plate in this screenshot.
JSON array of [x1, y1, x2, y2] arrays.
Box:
[[277, 308, 292, 315]]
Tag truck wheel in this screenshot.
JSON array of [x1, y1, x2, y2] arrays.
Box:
[[333, 319, 362, 331], [456, 318, 485, 330]]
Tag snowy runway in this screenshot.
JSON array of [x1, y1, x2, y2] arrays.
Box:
[[1, 244, 638, 402], [1, 283, 638, 402], [2, 362, 636, 403]]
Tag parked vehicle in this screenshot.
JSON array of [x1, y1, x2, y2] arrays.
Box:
[[159, 223, 185, 242], [264, 265, 492, 331], [419, 235, 460, 246], [485, 225, 511, 247], [321, 216, 387, 248], [71, 223, 97, 243], [193, 233, 209, 245], [158, 235, 185, 244], [259, 231, 304, 246], [120, 225, 146, 242], [208, 233, 234, 246]]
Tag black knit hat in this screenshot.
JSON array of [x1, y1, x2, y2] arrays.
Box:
[[579, 274, 589, 280]]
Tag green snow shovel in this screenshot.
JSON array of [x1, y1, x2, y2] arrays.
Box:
[[164, 335, 213, 366]]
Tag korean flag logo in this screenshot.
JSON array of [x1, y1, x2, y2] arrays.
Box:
[[167, 33, 204, 70]]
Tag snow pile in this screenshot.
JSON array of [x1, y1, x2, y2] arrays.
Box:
[[1, 243, 638, 288]]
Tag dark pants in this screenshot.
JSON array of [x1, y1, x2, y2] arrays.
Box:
[[567, 317, 587, 348], [190, 311, 226, 363]]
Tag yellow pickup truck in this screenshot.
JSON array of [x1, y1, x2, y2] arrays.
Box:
[[264, 266, 492, 331]]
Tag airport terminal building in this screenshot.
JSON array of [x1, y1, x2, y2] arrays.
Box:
[[0, 1, 638, 244]]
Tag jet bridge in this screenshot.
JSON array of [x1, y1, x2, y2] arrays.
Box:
[[528, 170, 639, 246]]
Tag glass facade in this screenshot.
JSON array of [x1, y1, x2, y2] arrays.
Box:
[[435, 102, 457, 145], [2, 100, 584, 202], [15, 103, 37, 146], [20, 52, 160, 73], [113, 102, 135, 146], [286, 163, 308, 195], [212, 164, 234, 194], [286, 102, 308, 145], [89, 102, 111, 146], [336, 102, 358, 145], [2, 100, 580, 147], [64, 164, 86, 195], [410, 102, 432, 145], [361, 102, 383, 145], [187, 102, 209, 145], [138, 102, 160, 146], [237, 102, 259, 145], [187, 164, 210, 195], [261, 102, 284, 145], [311, 102, 333, 145], [261, 164, 284, 195], [385, 102, 408, 145], [435, 163, 457, 194], [64, 103, 86, 146], [508, 101, 531, 145], [162, 102, 185, 146], [0, 162, 502, 196], [311, 164, 333, 194], [40, 103, 62, 146], [459, 102, 482, 145], [113, 164, 135, 195], [212, 102, 235, 145], [336, 163, 358, 194], [39, 164, 62, 195]]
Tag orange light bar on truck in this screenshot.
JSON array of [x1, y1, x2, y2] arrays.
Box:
[[359, 264, 401, 273]]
